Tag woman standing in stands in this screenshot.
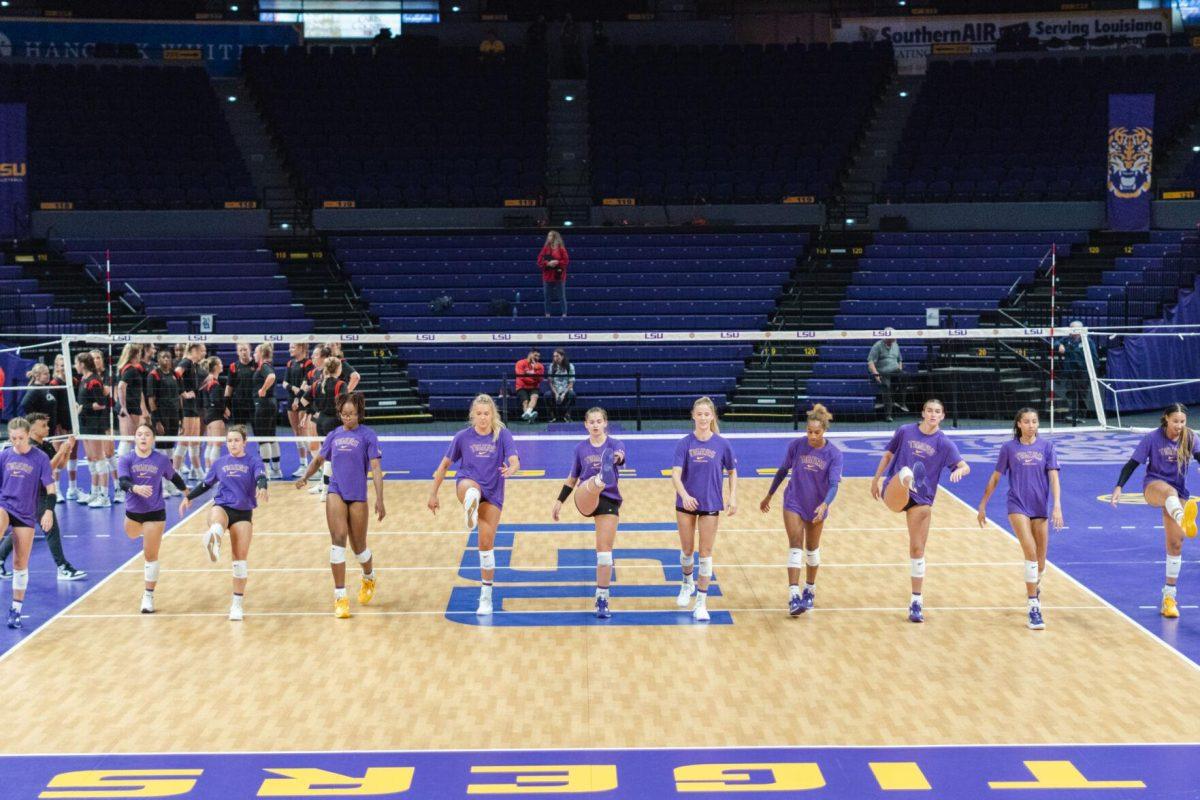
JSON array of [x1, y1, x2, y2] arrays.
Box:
[[977, 407, 1063, 630], [51, 355, 78, 500], [428, 394, 519, 616], [252, 343, 282, 480], [672, 396, 738, 622], [537, 230, 569, 318], [179, 425, 268, 621], [308, 355, 347, 500], [283, 342, 312, 478], [870, 398, 970, 624], [295, 392, 384, 619], [176, 343, 204, 480], [199, 356, 227, 472], [759, 404, 843, 616], [551, 407, 623, 618], [147, 350, 183, 497], [119, 423, 189, 614], [224, 343, 256, 429], [1111, 403, 1200, 618], [1, 417, 57, 628], [76, 352, 111, 508]]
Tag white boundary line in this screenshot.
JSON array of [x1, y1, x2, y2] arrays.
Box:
[[0, 500, 212, 667], [160, 526, 995, 537], [110, 562, 1034, 574], [945, 489, 1200, 675]]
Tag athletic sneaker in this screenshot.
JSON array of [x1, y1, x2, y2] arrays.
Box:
[[65, 487, 79, 501], [692, 596, 710, 622], [799, 586, 815, 612], [334, 596, 351, 619], [358, 576, 376, 605], [57, 565, 87, 581], [203, 528, 221, 562], [308, 483, 324, 494], [291, 464, 308, 478], [140, 592, 155, 614], [162, 483, 180, 498], [0, 565, 10, 580], [464, 487, 480, 532], [88, 494, 111, 509], [1162, 594, 1180, 618], [1183, 497, 1198, 539], [595, 596, 611, 619], [908, 601, 924, 623], [229, 599, 244, 622], [528, 410, 538, 422], [676, 581, 696, 607], [476, 594, 493, 616], [112, 489, 126, 504], [7, 607, 20, 629], [55, 492, 64, 505], [788, 593, 803, 616], [599, 448, 617, 487], [75, 491, 92, 505], [1027, 607, 1045, 630]]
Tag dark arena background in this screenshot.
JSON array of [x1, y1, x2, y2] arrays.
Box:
[[0, 0, 1200, 797]]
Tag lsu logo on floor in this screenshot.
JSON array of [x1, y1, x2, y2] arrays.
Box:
[[445, 523, 731, 626]]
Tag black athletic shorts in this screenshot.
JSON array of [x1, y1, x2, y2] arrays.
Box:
[[204, 408, 225, 426], [2, 507, 35, 529], [676, 507, 720, 517], [155, 416, 179, 449], [126, 509, 167, 524], [902, 498, 929, 512], [252, 404, 277, 438], [80, 416, 109, 436], [217, 505, 253, 526], [316, 415, 339, 437], [583, 496, 621, 518], [229, 401, 253, 427]]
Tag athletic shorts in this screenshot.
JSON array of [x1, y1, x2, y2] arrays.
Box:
[[676, 506, 720, 517], [583, 496, 621, 518], [126, 509, 166, 524], [229, 401, 253, 426], [252, 405, 276, 438], [1, 505, 35, 529], [217, 505, 253, 526], [902, 497, 928, 512], [455, 480, 502, 510], [204, 409, 225, 426], [80, 416, 109, 436], [316, 415, 339, 437], [517, 388, 536, 404], [181, 402, 199, 419]]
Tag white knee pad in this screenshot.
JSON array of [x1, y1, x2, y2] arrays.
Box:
[[206, 444, 221, 463], [172, 443, 185, 458], [329, 545, 346, 565], [1024, 561, 1039, 584], [910, 557, 926, 579], [144, 561, 160, 582], [596, 551, 614, 567], [355, 548, 373, 564], [116, 441, 132, 458], [68, 459, 77, 471], [479, 549, 496, 570], [12, 569, 28, 590], [94, 460, 108, 478], [232, 560, 248, 579], [805, 548, 821, 568], [787, 548, 804, 569], [679, 550, 694, 568], [1167, 554, 1183, 579], [698, 556, 713, 578]]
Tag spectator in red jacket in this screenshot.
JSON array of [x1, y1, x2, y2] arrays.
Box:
[[515, 349, 544, 422], [537, 230, 569, 318]]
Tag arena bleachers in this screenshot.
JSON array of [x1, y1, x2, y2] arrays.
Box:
[[0, 62, 253, 210], [243, 46, 547, 208], [334, 231, 807, 413], [882, 51, 1200, 203], [1071, 231, 1200, 327], [588, 41, 893, 204]]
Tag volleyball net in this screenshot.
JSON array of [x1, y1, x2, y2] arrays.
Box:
[[3, 324, 1179, 447]]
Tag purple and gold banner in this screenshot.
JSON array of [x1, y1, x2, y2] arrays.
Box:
[[1106, 93, 1154, 232], [0, 103, 27, 238]]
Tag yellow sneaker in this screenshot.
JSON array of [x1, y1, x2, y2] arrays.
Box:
[[1162, 594, 1180, 619], [334, 596, 351, 619], [358, 576, 376, 606], [1183, 498, 1198, 539]]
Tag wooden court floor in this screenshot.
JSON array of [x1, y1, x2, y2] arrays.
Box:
[[4, 476, 1200, 755]]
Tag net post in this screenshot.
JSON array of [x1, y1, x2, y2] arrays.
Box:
[[1048, 243, 1057, 432], [1081, 329, 1107, 428], [635, 372, 642, 432], [792, 373, 800, 431], [59, 334, 80, 438], [499, 375, 509, 425]]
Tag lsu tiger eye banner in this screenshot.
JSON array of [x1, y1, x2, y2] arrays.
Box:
[[1107, 93, 1154, 232]]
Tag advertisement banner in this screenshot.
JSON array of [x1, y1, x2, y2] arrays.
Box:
[[0, 19, 301, 76], [1106, 93, 1154, 232], [0, 103, 27, 238], [834, 9, 1170, 73]]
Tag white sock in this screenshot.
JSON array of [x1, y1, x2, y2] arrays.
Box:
[[481, 583, 493, 599], [596, 586, 609, 599], [1028, 595, 1040, 608], [789, 584, 800, 597], [911, 593, 922, 606], [334, 587, 346, 599], [1166, 495, 1185, 525], [804, 582, 815, 592], [1164, 584, 1178, 598]]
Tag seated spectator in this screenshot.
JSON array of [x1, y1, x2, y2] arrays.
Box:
[[515, 348, 544, 422], [867, 336, 905, 422], [544, 348, 576, 422], [480, 30, 506, 62]]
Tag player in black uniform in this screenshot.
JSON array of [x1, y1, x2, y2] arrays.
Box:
[[283, 342, 312, 478], [224, 343, 256, 428], [75, 352, 111, 508], [177, 342, 204, 480], [199, 356, 227, 471], [252, 343, 282, 480], [307, 355, 346, 500]]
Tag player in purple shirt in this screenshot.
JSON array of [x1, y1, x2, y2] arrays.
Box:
[[429, 394, 520, 616], [671, 396, 738, 622], [179, 425, 269, 621], [1111, 403, 1200, 619], [1, 418, 56, 629], [759, 404, 843, 616], [118, 423, 189, 615], [871, 398, 969, 624], [296, 392, 385, 620], [551, 407, 626, 618], [976, 408, 1064, 630]]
